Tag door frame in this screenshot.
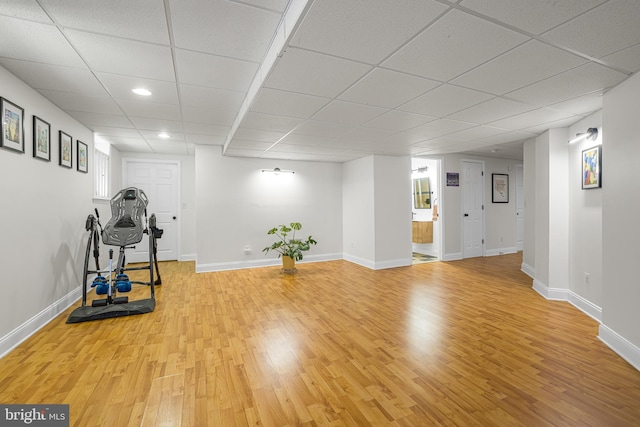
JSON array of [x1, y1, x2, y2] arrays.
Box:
[[122, 158, 181, 261], [461, 159, 485, 259], [515, 163, 524, 251]]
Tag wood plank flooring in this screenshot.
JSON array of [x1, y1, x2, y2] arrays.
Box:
[[1, 254, 640, 426]]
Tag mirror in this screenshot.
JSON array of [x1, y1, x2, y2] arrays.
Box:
[[413, 177, 431, 209]]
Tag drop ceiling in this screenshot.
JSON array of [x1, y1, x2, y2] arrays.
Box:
[[1, 0, 638, 162]]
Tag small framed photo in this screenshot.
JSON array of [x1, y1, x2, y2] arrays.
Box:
[[446, 172, 459, 187], [59, 130, 72, 168], [77, 140, 88, 173], [1, 97, 25, 153], [33, 115, 51, 161], [582, 145, 602, 189], [492, 173, 509, 203]]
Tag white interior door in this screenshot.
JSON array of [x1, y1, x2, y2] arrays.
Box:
[[462, 160, 484, 259], [516, 164, 525, 251], [124, 160, 179, 262]]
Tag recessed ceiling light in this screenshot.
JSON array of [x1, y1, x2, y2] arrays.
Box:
[[158, 132, 170, 139], [132, 88, 152, 96]]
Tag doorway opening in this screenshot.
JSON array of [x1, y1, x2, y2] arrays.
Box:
[[411, 157, 441, 264]]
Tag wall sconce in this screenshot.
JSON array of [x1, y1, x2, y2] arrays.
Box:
[[568, 127, 598, 144], [261, 167, 295, 175]]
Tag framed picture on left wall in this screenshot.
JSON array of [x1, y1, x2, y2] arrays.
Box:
[[59, 130, 72, 168], [77, 140, 87, 173], [1, 97, 25, 153], [33, 115, 51, 161]]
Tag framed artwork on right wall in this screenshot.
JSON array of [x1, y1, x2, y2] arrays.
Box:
[[582, 145, 601, 189]]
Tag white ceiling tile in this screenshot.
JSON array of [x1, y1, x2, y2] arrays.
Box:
[[339, 68, 440, 108], [0, 0, 52, 22], [0, 17, 85, 68], [339, 126, 399, 142], [413, 138, 465, 149], [65, 111, 132, 128], [234, 128, 285, 142], [448, 97, 537, 124], [0, 59, 106, 97], [179, 84, 244, 110], [600, 43, 640, 74], [390, 119, 477, 143], [279, 134, 336, 147], [66, 30, 175, 81], [312, 100, 388, 125], [289, 0, 448, 64], [228, 139, 273, 151], [382, 9, 529, 81], [182, 122, 230, 136], [451, 40, 587, 95], [240, 112, 304, 133], [488, 108, 577, 130], [362, 110, 436, 132], [92, 127, 142, 138], [473, 131, 536, 145], [225, 147, 268, 157], [185, 134, 225, 145], [541, 0, 640, 58], [96, 73, 179, 104], [175, 49, 258, 92], [250, 88, 330, 118], [520, 116, 584, 134], [181, 106, 236, 126], [459, 0, 607, 35], [399, 84, 493, 117], [507, 63, 627, 106], [229, 0, 289, 12], [129, 117, 183, 132], [169, 0, 280, 61], [41, 0, 170, 44], [548, 93, 603, 116], [37, 90, 121, 114], [265, 48, 371, 98], [147, 140, 189, 155], [444, 125, 511, 141], [292, 120, 353, 138], [116, 99, 181, 121], [106, 137, 152, 153]]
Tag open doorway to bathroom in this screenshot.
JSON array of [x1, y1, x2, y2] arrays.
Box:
[[411, 157, 442, 264]]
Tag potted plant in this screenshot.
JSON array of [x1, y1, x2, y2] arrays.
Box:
[[262, 222, 317, 273]]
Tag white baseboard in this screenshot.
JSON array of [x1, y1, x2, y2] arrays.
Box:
[[0, 287, 81, 359], [196, 253, 342, 273], [180, 253, 196, 262], [521, 262, 535, 279], [342, 253, 375, 270], [374, 258, 412, 270], [484, 247, 517, 257], [532, 279, 602, 322], [442, 252, 463, 261], [599, 324, 640, 372]]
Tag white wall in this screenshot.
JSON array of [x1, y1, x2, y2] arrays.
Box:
[[343, 156, 376, 266], [195, 145, 343, 271], [600, 71, 640, 369], [373, 155, 412, 268], [568, 112, 603, 307], [522, 138, 536, 276], [0, 66, 95, 356]]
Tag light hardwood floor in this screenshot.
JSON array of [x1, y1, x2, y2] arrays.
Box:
[[1, 254, 640, 426]]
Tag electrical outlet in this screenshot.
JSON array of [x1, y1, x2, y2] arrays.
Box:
[[244, 246, 252, 255], [584, 272, 590, 286]]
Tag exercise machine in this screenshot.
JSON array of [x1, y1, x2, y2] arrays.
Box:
[[67, 187, 163, 323]]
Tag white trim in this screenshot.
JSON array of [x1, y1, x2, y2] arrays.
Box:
[[521, 262, 535, 278], [342, 253, 376, 270], [0, 287, 81, 359], [442, 252, 463, 261], [180, 253, 197, 262], [599, 324, 640, 372], [373, 258, 412, 270], [196, 253, 342, 273], [484, 247, 517, 257], [532, 280, 602, 322]]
